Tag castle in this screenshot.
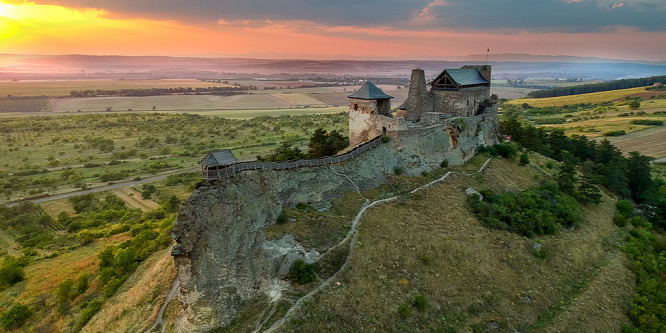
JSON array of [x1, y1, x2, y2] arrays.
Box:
[[348, 65, 498, 148], [176, 66, 500, 332]]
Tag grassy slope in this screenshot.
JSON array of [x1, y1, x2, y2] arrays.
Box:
[[281, 155, 633, 332], [82, 245, 177, 333]]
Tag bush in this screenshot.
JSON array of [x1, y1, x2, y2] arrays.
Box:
[[0, 256, 25, 287], [440, 160, 449, 168], [413, 295, 428, 311], [74, 299, 102, 330], [519, 153, 530, 166], [289, 259, 315, 284], [631, 119, 663, 126], [394, 167, 403, 175], [398, 302, 411, 318], [616, 200, 634, 216], [276, 210, 288, 224], [603, 130, 626, 137], [1, 303, 31, 330]]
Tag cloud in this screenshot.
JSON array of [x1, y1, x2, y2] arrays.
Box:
[[9, 0, 666, 33], [418, 0, 446, 19]]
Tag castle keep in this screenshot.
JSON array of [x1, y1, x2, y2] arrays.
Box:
[[348, 65, 498, 148]]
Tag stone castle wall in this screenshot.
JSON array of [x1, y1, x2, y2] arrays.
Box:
[[432, 87, 492, 117]]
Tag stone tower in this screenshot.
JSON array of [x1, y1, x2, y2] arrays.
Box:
[[348, 81, 393, 147], [403, 68, 430, 122]]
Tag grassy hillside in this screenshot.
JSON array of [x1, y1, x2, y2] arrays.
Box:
[[247, 154, 633, 332]]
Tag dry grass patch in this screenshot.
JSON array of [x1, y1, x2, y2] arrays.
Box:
[[285, 158, 630, 332], [598, 124, 666, 158], [40, 198, 76, 218], [82, 245, 177, 333], [112, 187, 158, 212], [265, 191, 366, 251]]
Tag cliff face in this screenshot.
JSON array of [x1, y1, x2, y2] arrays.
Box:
[[171, 113, 499, 332]]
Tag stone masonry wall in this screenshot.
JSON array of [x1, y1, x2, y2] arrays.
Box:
[[432, 87, 490, 117]]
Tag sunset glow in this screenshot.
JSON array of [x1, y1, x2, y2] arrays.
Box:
[[0, 0, 664, 60]]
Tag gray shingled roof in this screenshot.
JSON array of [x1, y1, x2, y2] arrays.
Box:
[[200, 149, 237, 167], [441, 69, 489, 86], [348, 81, 393, 100]]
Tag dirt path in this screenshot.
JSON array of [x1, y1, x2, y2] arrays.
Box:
[[263, 158, 494, 333], [112, 187, 159, 212]]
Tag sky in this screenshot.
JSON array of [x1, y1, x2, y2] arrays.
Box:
[[0, 0, 665, 61]]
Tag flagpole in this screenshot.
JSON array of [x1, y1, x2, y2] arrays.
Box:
[[485, 47, 489, 65]]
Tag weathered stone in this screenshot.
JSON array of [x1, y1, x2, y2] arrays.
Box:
[[465, 187, 483, 201]]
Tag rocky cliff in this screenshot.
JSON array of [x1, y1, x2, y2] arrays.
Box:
[[171, 113, 499, 332]]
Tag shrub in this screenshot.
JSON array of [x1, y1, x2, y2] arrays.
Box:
[[440, 160, 449, 168], [289, 259, 315, 284], [74, 299, 102, 331], [616, 200, 634, 216], [519, 153, 530, 166], [413, 295, 428, 311], [1, 303, 31, 330], [276, 210, 288, 224], [0, 256, 24, 287], [631, 119, 663, 126], [398, 302, 411, 318], [394, 167, 403, 175], [603, 130, 626, 137]]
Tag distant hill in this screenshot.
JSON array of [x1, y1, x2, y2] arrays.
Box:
[[2, 53, 666, 81]]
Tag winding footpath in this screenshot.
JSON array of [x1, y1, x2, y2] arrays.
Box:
[[262, 157, 494, 333]]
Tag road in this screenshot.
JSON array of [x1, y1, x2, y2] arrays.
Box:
[[4, 168, 198, 207]]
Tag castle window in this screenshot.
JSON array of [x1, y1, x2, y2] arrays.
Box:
[[467, 100, 469, 106], [353, 104, 358, 111]]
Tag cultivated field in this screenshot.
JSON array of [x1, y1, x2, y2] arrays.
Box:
[[507, 87, 655, 107], [49, 94, 295, 112], [599, 125, 666, 159], [0, 79, 224, 97]]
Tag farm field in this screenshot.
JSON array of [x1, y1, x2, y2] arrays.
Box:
[[0, 79, 224, 97], [506, 87, 658, 107], [49, 94, 296, 112], [598, 125, 666, 159]]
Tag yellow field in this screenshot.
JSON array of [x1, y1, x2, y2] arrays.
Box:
[[0, 79, 224, 97], [507, 87, 650, 107], [270, 93, 327, 106], [543, 116, 655, 138]]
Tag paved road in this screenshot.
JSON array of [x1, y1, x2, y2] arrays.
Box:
[[4, 168, 198, 207]]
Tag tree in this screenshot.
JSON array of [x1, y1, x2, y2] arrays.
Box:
[[557, 152, 578, 196], [627, 151, 653, 201], [1, 303, 31, 330], [577, 175, 602, 205]]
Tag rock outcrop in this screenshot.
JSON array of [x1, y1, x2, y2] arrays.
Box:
[[171, 112, 499, 332]]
